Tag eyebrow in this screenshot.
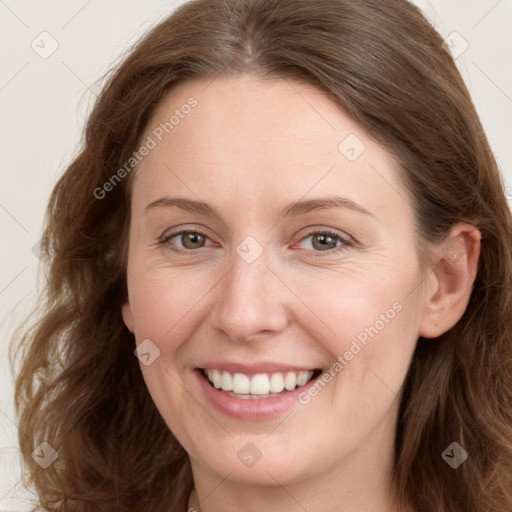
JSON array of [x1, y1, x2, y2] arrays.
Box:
[[144, 195, 375, 220]]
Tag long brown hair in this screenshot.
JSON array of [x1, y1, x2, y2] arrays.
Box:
[[11, 0, 512, 510]]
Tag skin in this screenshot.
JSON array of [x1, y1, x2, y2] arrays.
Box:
[[121, 74, 481, 512]]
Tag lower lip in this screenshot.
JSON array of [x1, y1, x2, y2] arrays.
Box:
[[195, 369, 320, 421]]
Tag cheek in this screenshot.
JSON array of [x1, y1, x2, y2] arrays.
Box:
[[286, 261, 422, 412], [127, 262, 216, 345], [126, 264, 216, 438], [287, 260, 418, 352]]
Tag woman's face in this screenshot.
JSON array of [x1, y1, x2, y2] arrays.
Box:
[[122, 74, 434, 491]]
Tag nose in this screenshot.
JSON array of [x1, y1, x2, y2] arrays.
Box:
[[209, 246, 290, 343]]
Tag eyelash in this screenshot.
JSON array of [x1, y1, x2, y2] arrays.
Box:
[[158, 227, 354, 258]]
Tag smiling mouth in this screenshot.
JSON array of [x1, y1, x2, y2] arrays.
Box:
[[200, 368, 322, 399]]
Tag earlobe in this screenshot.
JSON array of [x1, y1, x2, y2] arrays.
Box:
[[122, 301, 135, 333], [418, 224, 481, 339]]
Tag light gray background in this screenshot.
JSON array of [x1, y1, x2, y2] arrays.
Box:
[[1, 0, 511, 509]]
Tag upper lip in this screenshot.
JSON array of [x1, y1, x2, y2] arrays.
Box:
[[198, 362, 322, 375]]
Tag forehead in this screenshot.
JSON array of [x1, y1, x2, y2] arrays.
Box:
[[144, 74, 363, 158], [132, 74, 412, 225]]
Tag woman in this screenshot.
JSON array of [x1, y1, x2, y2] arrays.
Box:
[[11, 0, 512, 511]]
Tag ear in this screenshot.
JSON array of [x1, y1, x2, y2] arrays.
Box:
[[418, 223, 481, 338], [122, 300, 135, 333]]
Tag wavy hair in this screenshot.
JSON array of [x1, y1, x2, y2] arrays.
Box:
[[10, 0, 512, 510]]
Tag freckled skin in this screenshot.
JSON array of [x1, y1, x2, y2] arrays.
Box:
[[122, 74, 480, 512]]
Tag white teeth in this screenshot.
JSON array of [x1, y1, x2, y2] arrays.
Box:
[[296, 371, 309, 387], [221, 371, 233, 391], [269, 372, 285, 393], [250, 374, 270, 395], [212, 369, 222, 389], [204, 369, 315, 395], [284, 372, 297, 391], [232, 373, 250, 394]]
